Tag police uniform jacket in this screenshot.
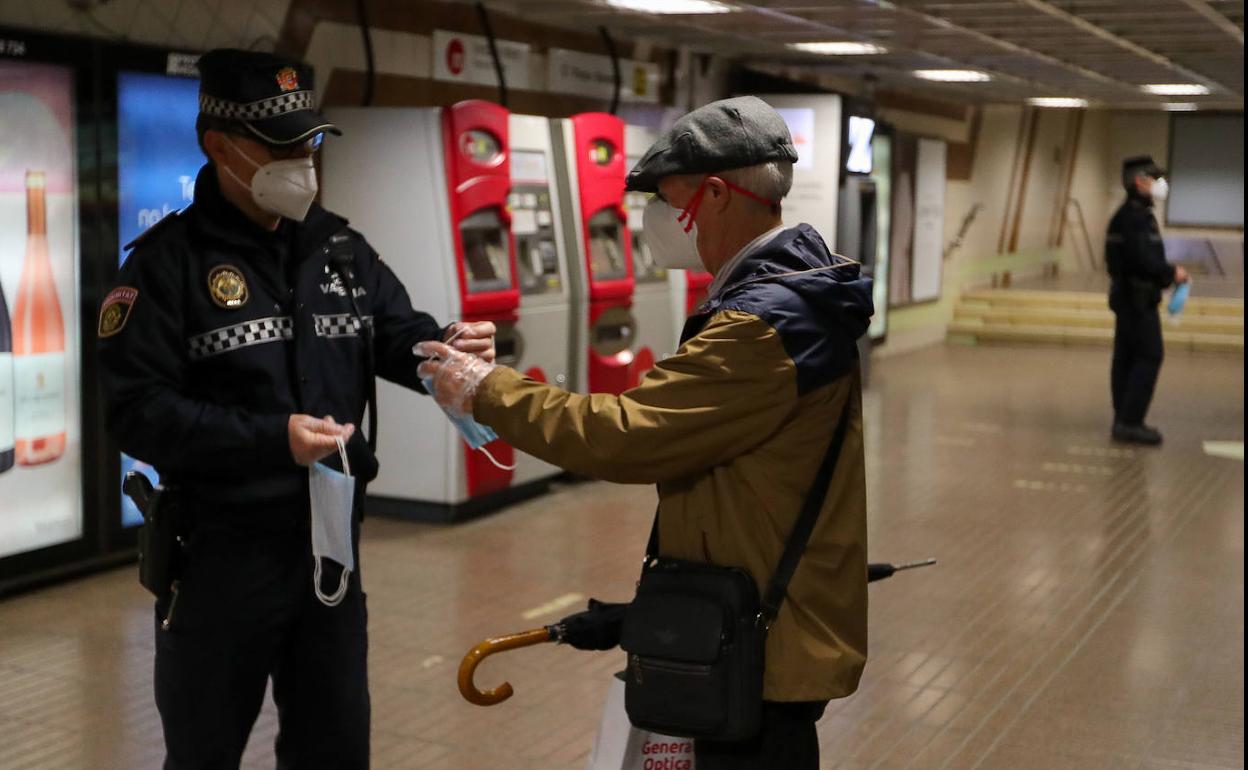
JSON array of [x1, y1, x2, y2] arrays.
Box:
[[98, 165, 443, 523], [1106, 195, 1176, 313], [475, 224, 872, 701]]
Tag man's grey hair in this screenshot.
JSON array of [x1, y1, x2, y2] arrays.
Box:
[[719, 161, 794, 202]]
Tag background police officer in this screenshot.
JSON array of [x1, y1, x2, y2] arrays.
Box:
[[1106, 155, 1189, 446], [97, 49, 494, 769]]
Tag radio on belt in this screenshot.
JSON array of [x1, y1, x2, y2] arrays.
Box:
[[549, 113, 637, 395], [321, 101, 537, 521]]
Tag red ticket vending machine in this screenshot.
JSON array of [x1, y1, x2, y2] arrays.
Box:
[[321, 101, 522, 521], [550, 113, 635, 395]]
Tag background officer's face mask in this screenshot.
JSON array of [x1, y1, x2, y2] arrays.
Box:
[[1150, 177, 1169, 201], [223, 135, 319, 222], [310, 436, 354, 606]]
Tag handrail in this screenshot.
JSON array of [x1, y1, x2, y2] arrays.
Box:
[[1064, 198, 1097, 272]]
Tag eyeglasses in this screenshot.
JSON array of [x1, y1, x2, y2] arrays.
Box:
[[234, 131, 324, 160]]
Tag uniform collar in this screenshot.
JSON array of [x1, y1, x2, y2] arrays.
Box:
[[706, 224, 787, 300], [189, 163, 347, 257]]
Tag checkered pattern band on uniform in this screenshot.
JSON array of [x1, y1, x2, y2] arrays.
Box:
[[314, 314, 374, 339], [187, 317, 294, 360], [199, 91, 314, 121]]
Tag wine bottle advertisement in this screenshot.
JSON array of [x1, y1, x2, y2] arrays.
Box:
[[0, 60, 84, 559], [115, 71, 200, 528]]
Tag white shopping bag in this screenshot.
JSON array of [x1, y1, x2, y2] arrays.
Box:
[[586, 673, 696, 770]]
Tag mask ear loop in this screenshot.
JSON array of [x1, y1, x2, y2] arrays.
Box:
[[477, 444, 517, 471], [314, 434, 352, 607]]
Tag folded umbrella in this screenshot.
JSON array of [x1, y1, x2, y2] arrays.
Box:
[[457, 558, 936, 706]]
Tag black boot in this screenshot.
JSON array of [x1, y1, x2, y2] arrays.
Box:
[[1113, 422, 1163, 445]]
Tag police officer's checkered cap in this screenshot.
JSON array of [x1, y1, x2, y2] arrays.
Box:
[[199, 91, 314, 123], [196, 48, 338, 144]]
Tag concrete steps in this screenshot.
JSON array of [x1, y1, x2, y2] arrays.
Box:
[[949, 289, 1244, 355]]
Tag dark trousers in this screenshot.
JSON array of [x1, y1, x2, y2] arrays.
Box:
[[154, 526, 369, 770], [694, 701, 828, 770], [1111, 306, 1164, 426]]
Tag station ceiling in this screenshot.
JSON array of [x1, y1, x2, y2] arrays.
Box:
[[481, 0, 1245, 109]]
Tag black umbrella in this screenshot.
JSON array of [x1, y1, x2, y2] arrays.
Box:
[[457, 558, 936, 706]]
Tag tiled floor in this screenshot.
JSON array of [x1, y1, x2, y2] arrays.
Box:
[[0, 344, 1242, 770]]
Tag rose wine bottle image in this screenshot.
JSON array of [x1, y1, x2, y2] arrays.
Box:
[[0, 276, 14, 473], [12, 170, 67, 466]]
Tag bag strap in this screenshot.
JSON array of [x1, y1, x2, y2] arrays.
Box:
[[643, 374, 858, 632], [758, 387, 854, 629]]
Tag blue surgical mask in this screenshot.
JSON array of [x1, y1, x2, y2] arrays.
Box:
[[421, 376, 515, 470], [1167, 281, 1190, 316]]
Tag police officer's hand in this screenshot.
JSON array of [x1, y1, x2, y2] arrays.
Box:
[[415, 341, 498, 417], [1174, 266, 1190, 284], [445, 321, 497, 364], [289, 414, 355, 466]]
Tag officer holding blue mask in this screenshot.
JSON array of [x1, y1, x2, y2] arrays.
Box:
[[97, 49, 495, 769], [1107, 156, 1190, 445]]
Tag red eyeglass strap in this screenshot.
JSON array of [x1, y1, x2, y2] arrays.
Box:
[[677, 176, 779, 233]]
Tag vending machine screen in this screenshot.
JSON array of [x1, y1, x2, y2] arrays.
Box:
[[116, 70, 201, 527], [0, 60, 84, 559], [460, 208, 513, 294], [586, 208, 628, 281]]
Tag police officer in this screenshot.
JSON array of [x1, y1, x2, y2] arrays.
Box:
[[97, 49, 494, 769], [1106, 155, 1188, 446]]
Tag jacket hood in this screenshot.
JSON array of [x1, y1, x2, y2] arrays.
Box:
[[713, 223, 874, 342]]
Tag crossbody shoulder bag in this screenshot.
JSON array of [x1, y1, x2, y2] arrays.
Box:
[[619, 393, 854, 741]]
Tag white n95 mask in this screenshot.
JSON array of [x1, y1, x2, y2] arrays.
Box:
[[643, 198, 702, 270], [309, 436, 355, 606], [223, 136, 319, 222], [1151, 177, 1169, 201]]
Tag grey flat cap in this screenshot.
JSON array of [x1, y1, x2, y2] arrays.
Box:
[[625, 96, 798, 193]]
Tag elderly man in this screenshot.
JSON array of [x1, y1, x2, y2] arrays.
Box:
[[419, 96, 872, 769]]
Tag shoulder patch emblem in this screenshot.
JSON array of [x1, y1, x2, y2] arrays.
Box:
[[99, 286, 139, 338], [208, 265, 249, 309]]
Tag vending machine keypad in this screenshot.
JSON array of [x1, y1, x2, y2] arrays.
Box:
[[510, 185, 563, 296]]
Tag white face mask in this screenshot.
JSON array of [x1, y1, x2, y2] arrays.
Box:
[[309, 436, 355, 606], [223, 135, 319, 222], [1150, 177, 1169, 201], [642, 198, 703, 270]]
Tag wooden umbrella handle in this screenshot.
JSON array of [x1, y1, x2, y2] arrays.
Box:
[[457, 628, 554, 706]]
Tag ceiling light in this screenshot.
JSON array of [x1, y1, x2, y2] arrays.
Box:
[[1141, 83, 1209, 96], [914, 69, 991, 82], [790, 41, 888, 56], [1163, 102, 1199, 111], [1027, 97, 1088, 108], [604, 0, 735, 13]]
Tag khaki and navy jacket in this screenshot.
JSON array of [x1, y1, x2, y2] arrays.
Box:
[[476, 224, 873, 701]]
